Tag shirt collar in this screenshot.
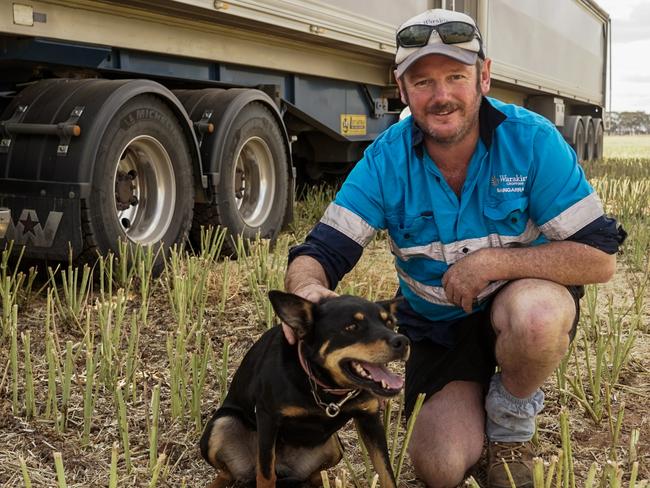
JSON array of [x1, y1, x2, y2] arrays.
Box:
[[410, 96, 506, 155]]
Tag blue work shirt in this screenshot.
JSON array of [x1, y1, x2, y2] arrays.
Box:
[[289, 97, 621, 346]]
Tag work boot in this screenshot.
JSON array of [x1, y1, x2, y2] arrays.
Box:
[[487, 441, 534, 488]]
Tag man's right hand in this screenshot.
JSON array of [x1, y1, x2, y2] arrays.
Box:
[[282, 283, 338, 344]]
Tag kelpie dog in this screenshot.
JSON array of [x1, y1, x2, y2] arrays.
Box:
[[201, 291, 410, 488]]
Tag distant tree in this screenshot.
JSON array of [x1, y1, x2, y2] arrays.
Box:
[[606, 111, 649, 134], [619, 111, 649, 134], [619, 111, 647, 128]]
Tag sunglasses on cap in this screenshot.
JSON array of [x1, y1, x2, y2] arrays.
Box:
[[396, 21, 484, 57]]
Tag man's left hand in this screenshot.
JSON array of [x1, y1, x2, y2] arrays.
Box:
[[442, 249, 496, 313]]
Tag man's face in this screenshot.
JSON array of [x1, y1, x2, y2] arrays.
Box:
[[396, 54, 491, 145]]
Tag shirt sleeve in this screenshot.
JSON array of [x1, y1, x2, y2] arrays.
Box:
[[528, 126, 604, 240], [527, 125, 625, 254], [333, 145, 387, 231], [288, 145, 386, 289], [288, 223, 364, 289], [566, 215, 627, 254]]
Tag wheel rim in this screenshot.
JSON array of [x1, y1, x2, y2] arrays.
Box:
[[232, 136, 276, 227], [113, 135, 176, 245]]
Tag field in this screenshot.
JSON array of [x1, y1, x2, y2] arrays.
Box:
[[604, 135, 650, 159], [0, 135, 648, 487]]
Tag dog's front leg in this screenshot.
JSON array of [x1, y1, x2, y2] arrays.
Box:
[[256, 407, 279, 488], [354, 416, 397, 488]]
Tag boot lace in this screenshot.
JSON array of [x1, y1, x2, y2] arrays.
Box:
[[492, 442, 530, 464]]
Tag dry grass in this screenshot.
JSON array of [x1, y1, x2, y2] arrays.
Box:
[[0, 149, 648, 487]]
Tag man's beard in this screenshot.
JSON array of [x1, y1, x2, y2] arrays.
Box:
[[412, 91, 482, 145]]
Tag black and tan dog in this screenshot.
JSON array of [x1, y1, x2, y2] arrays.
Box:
[[200, 290, 410, 488]]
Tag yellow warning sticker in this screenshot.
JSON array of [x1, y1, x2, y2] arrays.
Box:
[[340, 114, 367, 136]]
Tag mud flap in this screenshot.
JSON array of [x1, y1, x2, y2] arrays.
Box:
[[0, 196, 82, 261]]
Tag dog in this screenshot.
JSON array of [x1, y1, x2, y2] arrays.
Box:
[[200, 290, 410, 488]]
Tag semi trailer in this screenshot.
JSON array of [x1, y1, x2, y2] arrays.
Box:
[[0, 0, 609, 264]]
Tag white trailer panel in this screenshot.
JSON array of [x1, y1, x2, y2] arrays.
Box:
[[483, 0, 607, 106]]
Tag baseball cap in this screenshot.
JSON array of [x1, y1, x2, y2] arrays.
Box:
[[395, 9, 483, 78]]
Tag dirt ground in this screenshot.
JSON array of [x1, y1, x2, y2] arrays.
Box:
[[0, 235, 647, 487]]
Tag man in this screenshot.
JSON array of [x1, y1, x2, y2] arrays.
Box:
[[283, 8, 623, 488]]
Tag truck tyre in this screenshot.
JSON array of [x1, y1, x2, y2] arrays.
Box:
[[562, 115, 585, 161], [593, 118, 604, 159], [191, 102, 289, 254], [583, 116, 595, 161], [82, 94, 194, 266], [574, 120, 586, 161]]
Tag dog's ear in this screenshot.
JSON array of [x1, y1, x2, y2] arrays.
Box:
[[375, 296, 403, 317], [268, 290, 315, 338]]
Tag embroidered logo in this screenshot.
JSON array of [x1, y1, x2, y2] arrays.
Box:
[[492, 174, 527, 193]]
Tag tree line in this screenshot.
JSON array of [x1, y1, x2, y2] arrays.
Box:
[[605, 111, 649, 134]]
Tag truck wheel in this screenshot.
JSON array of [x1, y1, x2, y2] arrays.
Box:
[[82, 95, 194, 264], [593, 118, 604, 159], [191, 102, 289, 253], [584, 116, 595, 161], [563, 115, 585, 161]]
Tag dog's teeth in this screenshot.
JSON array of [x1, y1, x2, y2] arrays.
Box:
[[352, 362, 373, 379], [381, 380, 387, 389]]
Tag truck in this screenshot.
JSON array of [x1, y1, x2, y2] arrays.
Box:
[[0, 0, 609, 265]]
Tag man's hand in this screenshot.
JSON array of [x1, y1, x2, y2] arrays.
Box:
[[281, 283, 338, 344], [442, 249, 495, 313]]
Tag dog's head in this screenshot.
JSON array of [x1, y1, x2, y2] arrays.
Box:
[[268, 291, 410, 397]]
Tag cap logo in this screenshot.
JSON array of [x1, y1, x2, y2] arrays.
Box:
[[420, 17, 445, 26]]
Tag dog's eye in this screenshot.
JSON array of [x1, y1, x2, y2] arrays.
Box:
[[345, 323, 359, 332], [385, 319, 395, 330]]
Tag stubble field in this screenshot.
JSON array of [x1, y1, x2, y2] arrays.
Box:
[[0, 135, 648, 487]]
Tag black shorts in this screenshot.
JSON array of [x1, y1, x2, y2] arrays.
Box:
[[402, 285, 583, 418]]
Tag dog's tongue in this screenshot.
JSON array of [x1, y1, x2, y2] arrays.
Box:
[[362, 362, 404, 389]]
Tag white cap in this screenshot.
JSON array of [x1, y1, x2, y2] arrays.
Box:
[[395, 9, 482, 78]]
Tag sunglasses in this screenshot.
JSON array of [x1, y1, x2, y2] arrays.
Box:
[[396, 21, 483, 56]]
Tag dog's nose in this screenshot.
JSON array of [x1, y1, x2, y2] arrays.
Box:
[[389, 334, 409, 353]]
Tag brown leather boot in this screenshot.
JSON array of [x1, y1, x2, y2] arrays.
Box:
[[487, 441, 534, 488]]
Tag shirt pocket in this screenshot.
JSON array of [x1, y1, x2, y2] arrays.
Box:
[[386, 212, 438, 248], [483, 197, 530, 244]]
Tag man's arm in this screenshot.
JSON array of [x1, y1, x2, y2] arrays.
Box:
[[282, 144, 387, 341], [441, 123, 622, 313], [442, 241, 616, 313], [285, 255, 338, 301]]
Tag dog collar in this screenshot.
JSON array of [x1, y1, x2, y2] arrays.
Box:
[[297, 341, 361, 417]]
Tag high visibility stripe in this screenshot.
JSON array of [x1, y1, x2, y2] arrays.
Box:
[[396, 267, 508, 306], [390, 220, 541, 264], [320, 203, 376, 246], [539, 193, 603, 240]]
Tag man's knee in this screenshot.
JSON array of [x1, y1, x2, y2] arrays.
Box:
[[408, 442, 482, 488], [510, 303, 572, 350], [492, 280, 575, 349]]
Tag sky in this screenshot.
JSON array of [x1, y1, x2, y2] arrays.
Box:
[[596, 0, 650, 113]]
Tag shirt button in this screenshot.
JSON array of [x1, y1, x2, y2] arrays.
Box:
[[404, 233, 411, 239], [462, 247, 469, 254], [511, 217, 518, 223]]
